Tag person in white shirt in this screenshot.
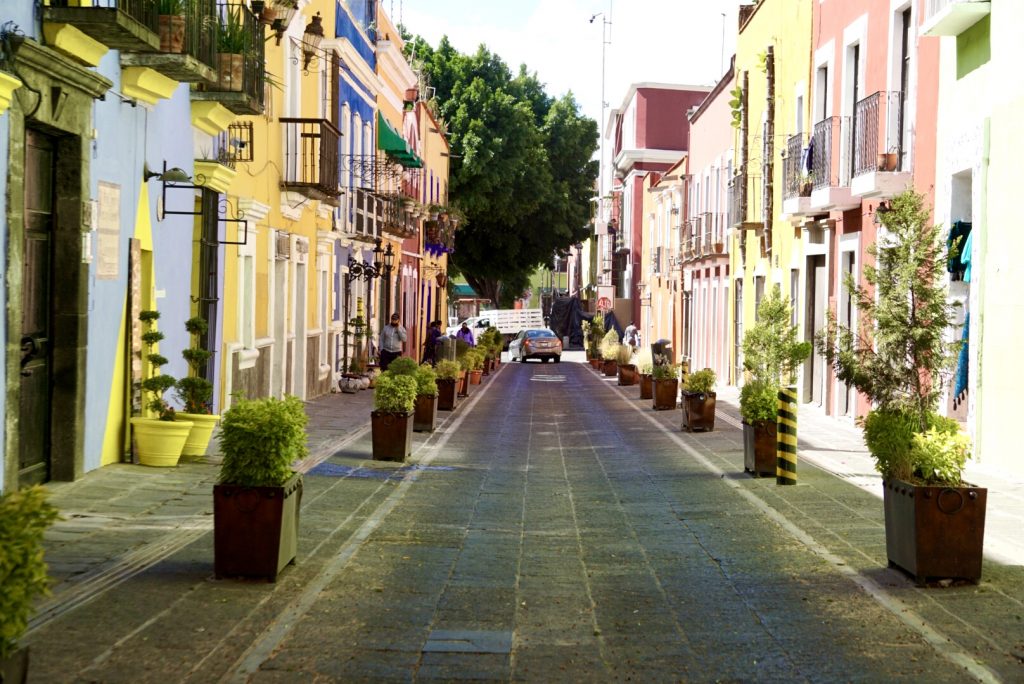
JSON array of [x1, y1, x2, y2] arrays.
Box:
[[623, 323, 640, 350]]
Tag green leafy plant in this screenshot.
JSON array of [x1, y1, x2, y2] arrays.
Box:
[[683, 368, 717, 395], [635, 346, 653, 375], [175, 316, 213, 414], [863, 409, 960, 483], [414, 363, 439, 397], [615, 343, 634, 366], [911, 427, 970, 486], [217, 6, 247, 54], [586, 313, 605, 359], [729, 84, 744, 129], [157, 0, 189, 14], [0, 486, 59, 661], [815, 191, 965, 483], [385, 356, 419, 377], [373, 371, 417, 414], [599, 329, 620, 361], [139, 310, 177, 421], [739, 378, 777, 423], [218, 395, 308, 487], [435, 359, 461, 381], [651, 363, 678, 382], [465, 348, 485, 371]]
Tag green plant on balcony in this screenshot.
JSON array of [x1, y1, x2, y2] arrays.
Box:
[[217, 6, 247, 54]]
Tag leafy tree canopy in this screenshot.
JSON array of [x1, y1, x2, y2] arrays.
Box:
[[405, 36, 599, 306]]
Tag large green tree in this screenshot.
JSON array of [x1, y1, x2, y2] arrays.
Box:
[[405, 36, 598, 306]]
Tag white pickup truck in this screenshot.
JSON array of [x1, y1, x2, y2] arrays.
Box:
[[447, 309, 546, 339]]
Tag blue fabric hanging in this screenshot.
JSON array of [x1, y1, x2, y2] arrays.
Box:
[[961, 230, 974, 283], [953, 312, 969, 409]]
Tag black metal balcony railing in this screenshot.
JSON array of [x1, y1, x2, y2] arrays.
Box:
[[280, 118, 341, 202], [728, 174, 743, 228], [853, 91, 904, 177], [811, 117, 851, 190], [193, 2, 265, 114], [44, 0, 160, 52], [350, 187, 381, 242], [783, 133, 808, 199]]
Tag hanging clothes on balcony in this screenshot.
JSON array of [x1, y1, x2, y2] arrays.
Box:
[[801, 139, 814, 176], [961, 230, 974, 283], [947, 221, 971, 281], [954, 312, 970, 410]]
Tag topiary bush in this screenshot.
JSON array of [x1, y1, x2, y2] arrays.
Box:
[[415, 363, 439, 397], [0, 486, 59, 660], [139, 309, 178, 421], [176, 316, 213, 414], [373, 371, 417, 414], [218, 395, 308, 487]]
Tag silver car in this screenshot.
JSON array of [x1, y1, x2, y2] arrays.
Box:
[[508, 329, 562, 363]]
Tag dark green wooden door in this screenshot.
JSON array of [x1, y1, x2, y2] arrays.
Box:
[[19, 129, 56, 486]]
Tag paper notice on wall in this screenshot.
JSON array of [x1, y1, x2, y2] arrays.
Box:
[[96, 181, 120, 280]]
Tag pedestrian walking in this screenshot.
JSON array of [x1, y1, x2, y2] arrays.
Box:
[[623, 322, 640, 350], [455, 321, 475, 347], [379, 312, 406, 371], [422, 320, 442, 365]]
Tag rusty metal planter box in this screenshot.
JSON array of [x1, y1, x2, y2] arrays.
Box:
[[371, 410, 414, 461], [743, 420, 776, 476], [436, 379, 459, 411], [681, 391, 716, 432], [213, 473, 302, 582], [639, 373, 652, 399], [652, 378, 678, 410], [414, 394, 438, 432], [883, 478, 987, 585], [618, 363, 638, 386]]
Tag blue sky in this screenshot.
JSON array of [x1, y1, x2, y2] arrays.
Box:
[[394, 0, 743, 132]]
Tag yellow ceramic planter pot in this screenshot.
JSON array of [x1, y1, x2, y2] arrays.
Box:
[[178, 413, 220, 458], [130, 417, 194, 467]]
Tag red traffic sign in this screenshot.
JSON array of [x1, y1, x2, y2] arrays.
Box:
[[596, 297, 612, 312]]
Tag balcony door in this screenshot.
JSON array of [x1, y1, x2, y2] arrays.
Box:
[[898, 8, 912, 171]]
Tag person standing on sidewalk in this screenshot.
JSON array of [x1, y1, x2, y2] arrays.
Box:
[[379, 313, 406, 371], [456, 321, 475, 347], [422, 320, 442, 365]]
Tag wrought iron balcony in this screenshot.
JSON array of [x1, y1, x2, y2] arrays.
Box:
[[853, 91, 904, 177], [349, 187, 381, 243], [783, 133, 810, 200], [280, 118, 341, 204], [120, 0, 217, 83], [192, 2, 265, 114], [810, 116, 851, 190], [728, 174, 743, 228], [382, 194, 418, 240], [44, 0, 159, 52]]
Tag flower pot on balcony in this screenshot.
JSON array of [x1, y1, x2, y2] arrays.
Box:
[[159, 14, 186, 53], [216, 53, 244, 92], [878, 152, 898, 172]]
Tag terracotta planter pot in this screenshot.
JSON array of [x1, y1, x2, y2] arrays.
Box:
[[214, 473, 302, 582], [414, 394, 437, 432], [436, 378, 459, 411], [217, 52, 244, 92], [742, 420, 777, 477], [652, 378, 678, 410], [878, 152, 898, 172], [680, 391, 716, 432], [617, 363, 638, 386], [883, 478, 987, 585], [639, 373, 653, 399], [602, 359, 617, 377], [159, 14, 185, 53], [458, 371, 470, 397], [470, 369, 483, 385], [371, 410, 414, 461]]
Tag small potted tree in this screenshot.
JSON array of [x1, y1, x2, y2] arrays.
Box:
[[0, 486, 59, 683], [130, 310, 194, 467], [636, 346, 654, 399], [214, 395, 307, 582], [599, 329, 619, 377], [816, 190, 983, 584], [681, 368, 717, 432], [740, 286, 810, 476], [586, 314, 606, 369], [176, 316, 220, 459], [467, 348, 485, 385], [413, 363, 439, 432], [616, 344, 637, 386], [651, 363, 679, 411], [435, 359, 461, 411], [371, 370, 417, 461]]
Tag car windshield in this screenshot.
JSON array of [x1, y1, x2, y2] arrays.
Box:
[[525, 330, 556, 338]]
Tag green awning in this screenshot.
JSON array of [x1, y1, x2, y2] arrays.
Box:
[[376, 112, 423, 168]]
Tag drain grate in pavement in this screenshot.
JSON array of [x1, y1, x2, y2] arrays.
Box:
[[422, 630, 512, 654]]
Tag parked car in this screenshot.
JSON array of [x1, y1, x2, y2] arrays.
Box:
[[509, 329, 562, 363]]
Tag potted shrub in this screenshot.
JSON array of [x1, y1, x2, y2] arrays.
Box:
[[0, 486, 59, 683], [130, 310, 194, 467], [599, 329, 619, 377], [739, 286, 811, 476], [157, 0, 188, 53], [681, 368, 717, 432], [585, 314, 605, 369], [816, 190, 982, 584], [435, 359, 461, 411], [455, 339, 472, 397], [616, 343, 637, 386], [413, 363, 439, 432], [214, 395, 306, 582], [636, 346, 654, 399], [216, 6, 247, 91], [175, 316, 220, 459], [371, 370, 417, 461], [466, 348, 485, 385], [651, 363, 679, 411]]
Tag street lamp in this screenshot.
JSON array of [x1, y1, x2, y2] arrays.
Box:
[[302, 12, 324, 71], [347, 238, 386, 282]]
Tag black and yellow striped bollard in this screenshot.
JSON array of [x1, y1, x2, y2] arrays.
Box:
[[776, 386, 798, 485]]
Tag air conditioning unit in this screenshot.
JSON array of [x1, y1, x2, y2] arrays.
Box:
[[275, 231, 290, 260]]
